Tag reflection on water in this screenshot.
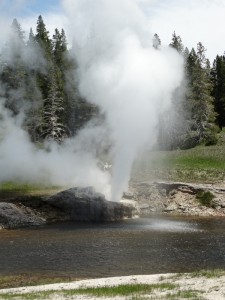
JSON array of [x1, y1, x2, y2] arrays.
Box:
[[127, 217, 201, 232], [0, 215, 225, 278]]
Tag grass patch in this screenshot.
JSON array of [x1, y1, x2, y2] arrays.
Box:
[[0, 283, 177, 300], [0, 182, 62, 200], [190, 269, 225, 278], [165, 289, 203, 299], [0, 290, 55, 300], [132, 145, 225, 183], [0, 274, 80, 290], [196, 191, 215, 207], [63, 283, 177, 297], [0, 182, 60, 193]]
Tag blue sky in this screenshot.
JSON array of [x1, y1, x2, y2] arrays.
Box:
[[0, 0, 67, 39], [0, 0, 225, 61], [21, 0, 61, 16], [0, 0, 61, 18]]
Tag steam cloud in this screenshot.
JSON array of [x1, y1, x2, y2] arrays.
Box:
[[0, 0, 183, 201], [62, 0, 184, 201]]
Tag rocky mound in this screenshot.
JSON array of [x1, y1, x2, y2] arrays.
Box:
[[0, 202, 45, 229], [45, 187, 140, 222], [0, 187, 140, 229]]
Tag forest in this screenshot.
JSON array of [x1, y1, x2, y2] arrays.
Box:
[[0, 16, 225, 150]]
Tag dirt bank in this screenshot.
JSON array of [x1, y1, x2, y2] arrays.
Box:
[[1, 181, 225, 229], [126, 181, 225, 217], [0, 272, 225, 299]]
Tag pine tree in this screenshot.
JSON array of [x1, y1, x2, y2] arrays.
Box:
[[27, 28, 36, 47], [169, 31, 184, 53], [35, 15, 52, 59], [0, 18, 27, 115], [188, 43, 217, 144], [152, 33, 161, 50], [35, 16, 53, 99], [211, 55, 225, 128], [157, 32, 186, 150], [38, 68, 69, 142]]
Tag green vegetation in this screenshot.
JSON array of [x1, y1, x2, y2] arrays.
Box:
[[196, 191, 215, 207], [0, 290, 55, 300], [0, 182, 50, 193], [132, 144, 225, 183], [2, 272, 225, 299], [190, 269, 225, 278], [0, 283, 177, 300], [0, 18, 225, 149], [0, 182, 62, 200], [165, 290, 203, 299], [64, 283, 177, 297], [0, 16, 96, 144], [0, 274, 79, 290]]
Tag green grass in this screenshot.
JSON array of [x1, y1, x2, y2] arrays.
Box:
[[1, 144, 225, 200], [132, 145, 225, 183], [0, 283, 177, 300], [64, 283, 177, 297], [165, 289, 203, 299], [0, 182, 62, 200], [0, 182, 60, 193], [0, 290, 55, 300], [190, 269, 225, 279], [0, 275, 80, 290]]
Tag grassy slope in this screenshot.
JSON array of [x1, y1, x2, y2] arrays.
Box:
[[132, 144, 225, 184], [2, 270, 225, 299], [1, 144, 225, 199], [0, 182, 63, 201]]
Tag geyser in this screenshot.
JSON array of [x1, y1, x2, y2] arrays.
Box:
[[63, 0, 184, 201], [0, 0, 183, 202]]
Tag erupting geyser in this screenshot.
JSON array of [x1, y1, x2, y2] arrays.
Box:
[[63, 0, 184, 201], [0, 0, 183, 202]]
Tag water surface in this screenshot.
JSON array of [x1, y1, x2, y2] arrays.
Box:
[[0, 215, 225, 278]]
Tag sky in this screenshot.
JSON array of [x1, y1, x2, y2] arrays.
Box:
[[1, 0, 225, 61]]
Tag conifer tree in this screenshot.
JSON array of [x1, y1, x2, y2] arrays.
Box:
[[187, 43, 217, 144], [152, 33, 161, 49], [169, 31, 184, 53], [157, 32, 186, 149], [211, 55, 225, 128], [35, 15, 52, 59], [0, 18, 27, 115], [38, 68, 69, 142]]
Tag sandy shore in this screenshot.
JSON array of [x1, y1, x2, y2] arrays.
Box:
[[0, 273, 225, 299]]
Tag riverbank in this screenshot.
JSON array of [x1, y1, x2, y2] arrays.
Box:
[[0, 181, 225, 229], [129, 180, 225, 217], [0, 270, 225, 299]]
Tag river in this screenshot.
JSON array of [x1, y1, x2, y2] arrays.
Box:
[[0, 215, 225, 278]]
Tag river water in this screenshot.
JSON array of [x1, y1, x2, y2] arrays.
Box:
[[0, 215, 225, 278]]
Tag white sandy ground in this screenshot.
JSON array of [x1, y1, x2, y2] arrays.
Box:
[[0, 273, 225, 299]]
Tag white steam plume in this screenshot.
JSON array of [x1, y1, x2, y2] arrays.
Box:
[[62, 0, 184, 201], [0, 101, 111, 196]]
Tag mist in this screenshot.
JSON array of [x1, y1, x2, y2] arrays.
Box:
[[62, 0, 184, 201], [0, 0, 183, 202]]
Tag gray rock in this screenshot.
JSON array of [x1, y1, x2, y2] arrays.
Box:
[[123, 191, 135, 199], [164, 204, 177, 212], [211, 198, 225, 209], [45, 187, 139, 222], [0, 202, 45, 229]]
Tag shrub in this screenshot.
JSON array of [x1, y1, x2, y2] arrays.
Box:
[[196, 190, 215, 207]]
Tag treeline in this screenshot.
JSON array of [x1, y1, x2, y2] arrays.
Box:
[[0, 16, 97, 143], [0, 17, 225, 150], [156, 32, 225, 149]]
